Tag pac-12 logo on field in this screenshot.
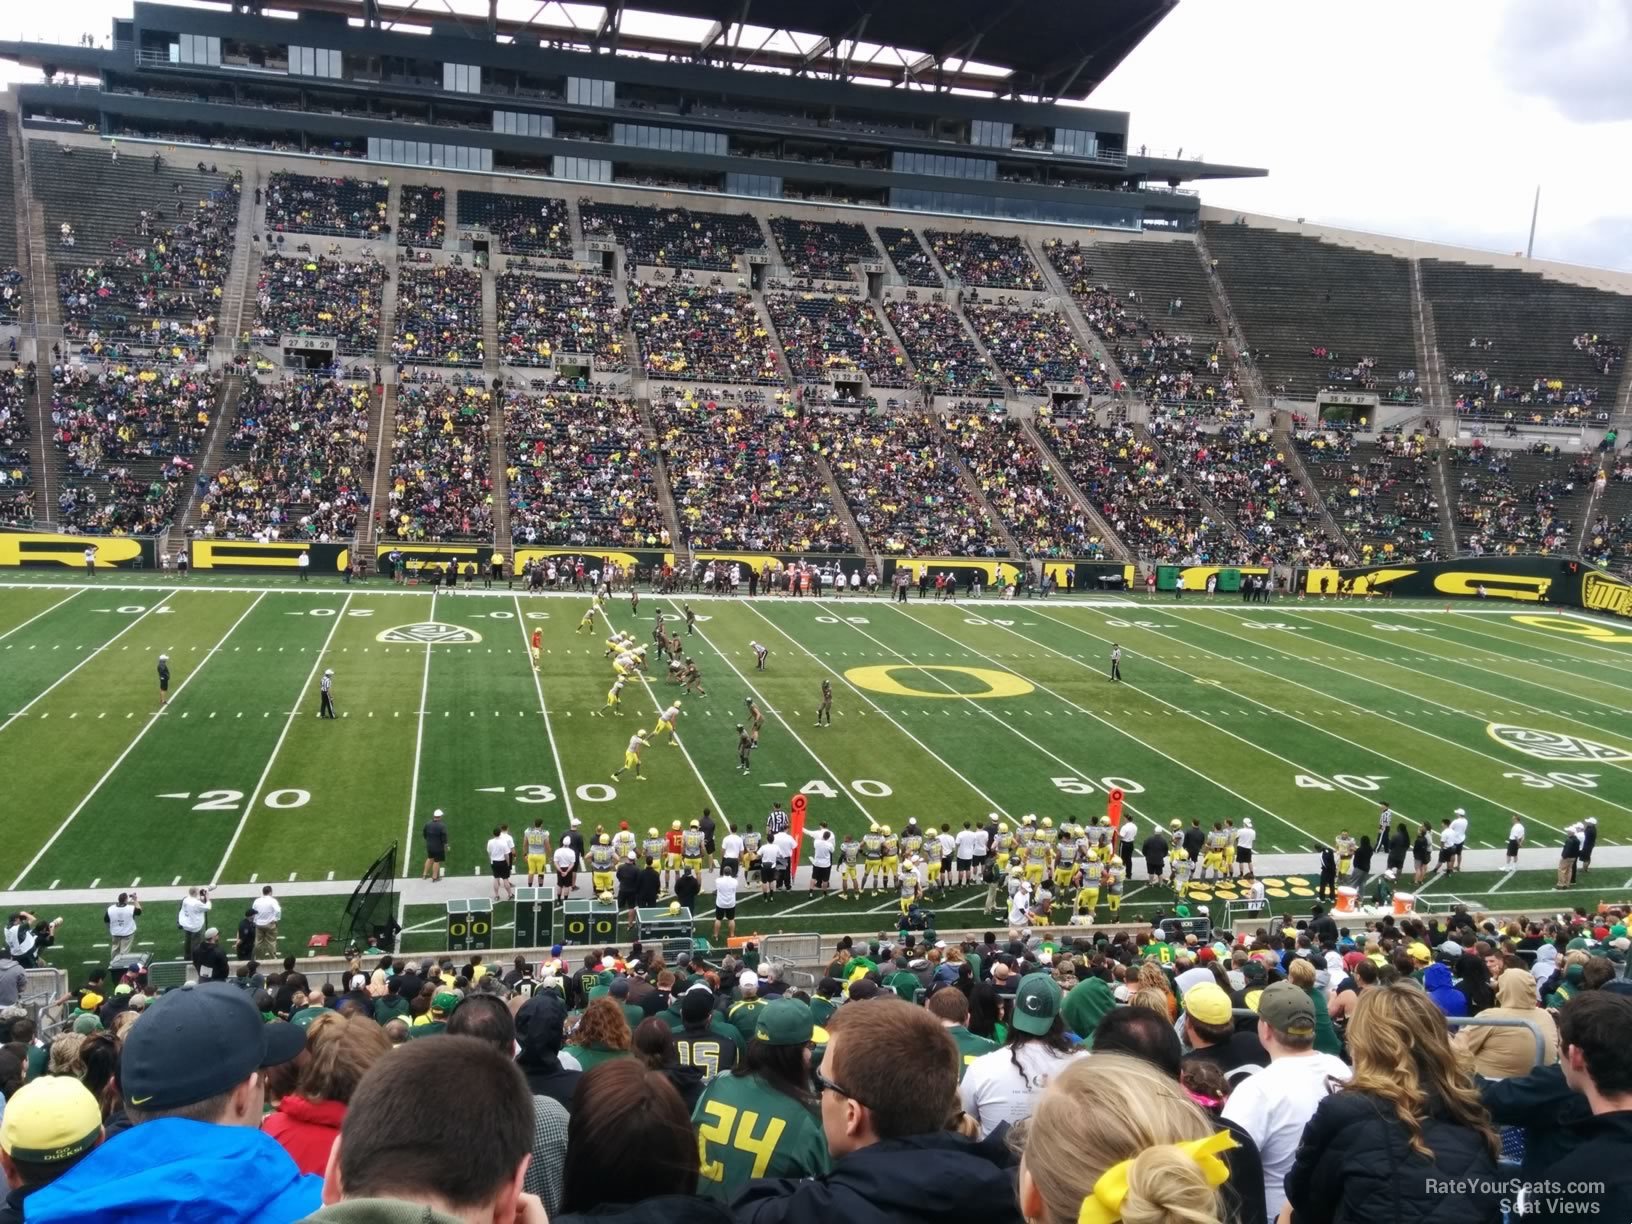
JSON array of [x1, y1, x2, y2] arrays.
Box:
[[1486, 723, 1632, 763], [377, 622, 482, 645]]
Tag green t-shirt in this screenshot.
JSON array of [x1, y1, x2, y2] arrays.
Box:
[[726, 996, 768, 1044], [886, 970, 921, 1003], [808, 997, 836, 1026], [947, 1025, 998, 1080], [1141, 942, 1174, 964], [693, 1071, 830, 1201], [572, 1044, 633, 1071], [408, 1020, 447, 1038], [373, 995, 410, 1024]]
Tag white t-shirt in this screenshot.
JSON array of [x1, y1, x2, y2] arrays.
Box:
[[1236, 826, 1257, 851], [774, 831, 797, 865], [553, 846, 577, 872], [1007, 888, 1031, 928], [488, 835, 510, 864], [1119, 821, 1137, 845], [1508, 821, 1525, 843], [938, 832, 956, 858], [758, 842, 778, 868], [960, 1042, 1087, 1138], [955, 829, 979, 860], [714, 874, 740, 909], [106, 904, 139, 938], [811, 837, 834, 868], [1221, 1052, 1352, 1218], [721, 833, 744, 862], [177, 895, 210, 934], [972, 829, 990, 856], [1447, 817, 1468, 847], [252, 895, 282, 927], [501, 831, 516, 858]]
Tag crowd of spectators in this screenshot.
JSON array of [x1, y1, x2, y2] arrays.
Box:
[[926, 229, 1043, 290], [54, 462, 191, 535], [200, 378, 375, 541], [1451, 443, 1595, 556], [580, 202, 763, 270], [498, 273, 628, 371], [1037, 416, 1236, 562], [0, 363, 35, 526], [963, 301, 1100, 393], [251, 254, 383, 353], [384, 376, 494, 540], [1297, 429, 1440, 562], [264, 172, 390, 239], [882, 295, 1001, 395], [458, 192, 572, 257], [57, 183, 240, 354], [396, 185, 445, 249], [51, 363, 216, 473], [653, 391, 855, 552], [877, 226, 942, 287], [1453, 373, 1608, 428], [822, 412, 1004, 555], [392, 266, 485, 366], [0, 267, 23, 321], [1151, 416, 1329, 565], [767, 217, 878, 280], [631, 283, 782, 384], [1573, 330, 1623, 376], [943, 409, 1096, 558], [765, 293, 908, 386], [505, 389, 664, 547]]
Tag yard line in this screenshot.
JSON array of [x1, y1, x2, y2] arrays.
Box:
[[741, 601, 1012, 822], [11, 593, 267, 889], [662, 599, 875, 827], [818, 606, 1170, 830], [0, 589, 84, 643], [211, 592, 354, 885], [1072, 607, 1593, 835], [514, 595, 574, 829], [398, 592, 438, 915], [890, 606, 1325, 845], [1401, 612, 1632, 692], [1467, 612, 1632, 670], [1489, 870, 1517, 893], [597, 604, 727, 821], [0, 599, 168, 736]]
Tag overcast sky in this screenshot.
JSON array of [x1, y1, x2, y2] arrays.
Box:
[[5, 0, 1629, 271]]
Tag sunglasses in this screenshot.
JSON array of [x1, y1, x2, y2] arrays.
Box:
[[813, 1067, 872, 1111]]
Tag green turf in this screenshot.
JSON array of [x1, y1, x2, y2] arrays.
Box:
[[6, 577, 1632, 962]]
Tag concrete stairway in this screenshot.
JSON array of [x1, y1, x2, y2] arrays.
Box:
[[488, 382, 511, 550], [1192, 225, 1273, 410], [929, 413, 1028, 561], [1031, 239, 1133, 405], [172, 373, 245, 539], [1135, 422, 1254, 557], [814, 450, 875, 570], [364, 381, 394, 549], [1411, 258, 1451, 418], [216, 173, 259, 357], [1275, 427, 1352, 558], [1431, 439, 1458, 552], [1019, 416, 1132, 561], [636, 395, 686, 563]]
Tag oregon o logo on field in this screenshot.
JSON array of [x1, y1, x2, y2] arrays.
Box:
[[1486, 723, 1632, 763], [377, 622, 483, 645], [843, 664, 1034, 700]]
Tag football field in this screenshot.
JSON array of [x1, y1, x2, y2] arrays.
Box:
[[4, 573, 1632, 964]]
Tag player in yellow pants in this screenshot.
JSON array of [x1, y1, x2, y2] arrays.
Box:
[[1075, 881, 1100, 920]]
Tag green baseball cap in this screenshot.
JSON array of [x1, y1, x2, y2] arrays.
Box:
[[1257, 980, 1314, 1038], [753, 998, 815, 1046], [431, 991, 460, 1013], [1011, 972, 1062, 1037]]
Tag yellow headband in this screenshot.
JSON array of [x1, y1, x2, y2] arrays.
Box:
[[1077, 1130, 1238, 1224]]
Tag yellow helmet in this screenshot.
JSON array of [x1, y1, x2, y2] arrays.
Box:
[[689, 819, 700, 829], [1099, 815, 1112, 826], [674, 699, 682, 707], [648, 827, 660, 837], [1170, 819, 1182, 830], [671, 820, 682, 830], [598, 833, 610, 845], [668, 900, 682, 915], [597, 891, 613, 903], [1041, 817, 1054, 829], [1022, 814, 1037, 826], [879, 825, 891, 836]]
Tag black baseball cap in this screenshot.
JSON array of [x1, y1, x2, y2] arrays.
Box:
[[119, 983, 305, 1111]]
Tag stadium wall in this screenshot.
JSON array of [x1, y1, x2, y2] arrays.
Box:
[[0, 531, 156, 569], [1299, 555, 1632, 623]]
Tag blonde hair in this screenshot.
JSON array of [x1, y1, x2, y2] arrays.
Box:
[[299, 1011, 392, 1104], [1287, 958, 1316, 989], [1130, 987, 1174, 1018], [1343, 984, 1498, 1160], [1022, 1054, 1224, 1224]]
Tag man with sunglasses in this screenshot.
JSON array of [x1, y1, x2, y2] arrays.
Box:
[[735, 998, 1022, 1224]]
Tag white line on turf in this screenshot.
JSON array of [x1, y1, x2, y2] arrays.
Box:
[[596, 603, 727, 819], [664, 598, 876, 827], [0, 598, 170, 736], [882, 606, 1321, 845], [11, 592, 268, 889], [1398, 611, 1632, 691], [738, 600, 1012, 823], [515, 594, 575, 829], [1490, 870, 1516, 892], [211, 592, 354, 885], [0, 589, 85, 644], [399, 591, 438, 920]]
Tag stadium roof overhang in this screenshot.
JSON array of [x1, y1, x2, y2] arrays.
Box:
[[246, 0, 1176, 100]]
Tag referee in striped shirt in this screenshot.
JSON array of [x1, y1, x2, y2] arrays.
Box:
[[319, 668, 336, 718], [1110, 643, 1122, 682]]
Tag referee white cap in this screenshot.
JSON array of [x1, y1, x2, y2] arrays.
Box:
[[433, 809, 444, 818], [158, 653, 168, 661], [324, 669, 334, 676], [1453, 807, 1466, 816]]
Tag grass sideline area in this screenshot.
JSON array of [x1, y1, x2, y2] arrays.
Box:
[[4, 573, 1632, 985]]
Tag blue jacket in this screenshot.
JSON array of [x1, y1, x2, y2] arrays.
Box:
[[26, 1117, 322, 1224], [1424, 963, 1468, 1018]]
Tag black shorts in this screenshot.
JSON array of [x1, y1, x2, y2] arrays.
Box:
[[1414, 848, 1429, 865], [941, 857, 954, 875], [618, 894, 637, 909], [812, 864, 832, 884], [492, 860, 512, 880], [1237, 848, 1253, 864], [556, 869, 575, 889], [1436, 847, 1453, 865], [1506, 839, 1520, 856], [715, 904, 736, 921], [759, 864, 777, 884], [957, 858, 972, 873], [159, 678, 169, 692], [427, 848, 446, 863], [721, 862, 738, 877]]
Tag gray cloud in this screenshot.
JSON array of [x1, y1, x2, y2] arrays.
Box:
[[1494, 0, 1632, 122]]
